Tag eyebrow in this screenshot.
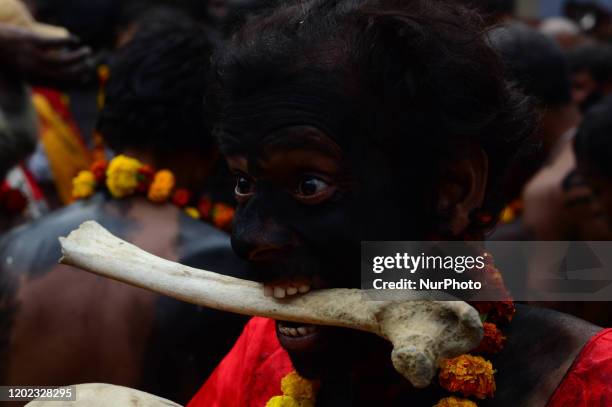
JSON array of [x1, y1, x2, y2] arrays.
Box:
[[261, 127, 343, 159]]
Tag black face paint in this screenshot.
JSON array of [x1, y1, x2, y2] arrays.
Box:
[[216, 84, 362, 155], [219, 80, 438, 289]]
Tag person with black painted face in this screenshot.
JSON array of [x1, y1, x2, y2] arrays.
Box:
[[189, 1, 612, 406], [0, 12, 247, 404]]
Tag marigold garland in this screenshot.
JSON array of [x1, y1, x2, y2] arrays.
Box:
[[260, 256, 514, 407], [266, 371, 318, 407], [106, 155, 141, 198], [147, 170, 175, 203], [473, 322, 506, 355], [439, 354, 496, 400], [434, 256, 513, 406], [434, 396, 478, 407], [72, 170, 96, 199], [71, 155, 235, 231]]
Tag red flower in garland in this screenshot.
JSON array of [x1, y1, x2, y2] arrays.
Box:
[[473, 322, 506, 354], [198, 196, 213, 219], [136, 165, 155, 193], [172, 189, 192, 208], [90, 159, 108, 183], [0, 184, 27, 215]]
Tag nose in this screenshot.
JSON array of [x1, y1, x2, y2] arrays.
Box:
[[231, 217, 296, 263]]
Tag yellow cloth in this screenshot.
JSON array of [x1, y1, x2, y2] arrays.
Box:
[[33, 93, 92, 204]]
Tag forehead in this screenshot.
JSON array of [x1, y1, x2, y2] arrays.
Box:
[[226, 126, 344, 172]]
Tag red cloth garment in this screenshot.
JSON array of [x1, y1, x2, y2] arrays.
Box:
[[189, 320, 612, 407], [547, 328, 612, 407], [187, 317, 293, 407]]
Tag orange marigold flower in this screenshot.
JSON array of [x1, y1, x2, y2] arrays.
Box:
[[172, 189, 192, 208], [473, 322, 506, 354], [434, 396, 478, 407], [148, 170, 175, 203], [90, 160, 107, 183], [212, 203, 235, 230], [72, 170, 96, 199], [439, 355, 496, 399]]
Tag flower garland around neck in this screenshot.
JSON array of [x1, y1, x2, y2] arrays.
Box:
[[435, 252, 515, 407], [71, 155, 235, 231], [265, 253, 515, 407]]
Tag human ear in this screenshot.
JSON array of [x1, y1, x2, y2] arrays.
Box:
[[435, 145, 489, 236]]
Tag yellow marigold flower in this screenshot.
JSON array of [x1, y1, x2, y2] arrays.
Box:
[[500, 206, 515, 224], [72, 170, 96, 199], [434, 396, 478, 407], [184, 207, 201, 219], [106, 155, 142, 198], [266, 395, 314, 407], [281, 371, 317, 400], [147, 170, 175, 203], [439, 355, 496, 399]]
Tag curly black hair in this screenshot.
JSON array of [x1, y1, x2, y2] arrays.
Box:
[[97, 10, 219, 156], [211, 0, 535, 229]]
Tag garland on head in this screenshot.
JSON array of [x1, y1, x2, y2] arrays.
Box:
[[72, 154, 235, 231]]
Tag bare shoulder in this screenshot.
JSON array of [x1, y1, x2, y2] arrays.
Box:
[[489, 304, 601, 407]]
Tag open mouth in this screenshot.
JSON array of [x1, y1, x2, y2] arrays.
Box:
[[276, 320, 323, 352]]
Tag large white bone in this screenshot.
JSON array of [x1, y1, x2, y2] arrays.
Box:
[[59, 221, 483, 388], [26, 384, 181, 407]]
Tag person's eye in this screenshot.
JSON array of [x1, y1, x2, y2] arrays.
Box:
[[294, 176, 336, 204], [234, 175, 254, 198]]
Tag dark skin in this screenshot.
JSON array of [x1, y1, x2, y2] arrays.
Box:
[[226, 128, 600, 406], [0, 152, 248, 406]]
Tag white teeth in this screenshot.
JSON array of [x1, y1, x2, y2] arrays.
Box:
[[274, 286, 286, 299], [298, 285, 311, 294], [264, 286, 273, 297], [286, 286, 298, 296], [279, 324, 317, 337]]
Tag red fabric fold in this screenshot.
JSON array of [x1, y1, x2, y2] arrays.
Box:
[[187, 317, 293, 407], [547, 328, 612, 407], [189, 320, 612, 407]]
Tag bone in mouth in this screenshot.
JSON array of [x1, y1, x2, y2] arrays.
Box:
[[59, 221, 483, 388]]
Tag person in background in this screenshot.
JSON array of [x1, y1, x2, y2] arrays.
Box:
[[575, 98, 612, 227], [487, 24, 585, 239], [564, 0, 612, 43], [567, 42, 612, 113], [0, 11, 247, 404], [0, 0, 92, 230], [540, 16, 589, 50]]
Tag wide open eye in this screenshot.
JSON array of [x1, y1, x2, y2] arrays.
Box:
[[234, 175, 254, 199], [298, 177, 328, 196], [294, 175, 336, 204]]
